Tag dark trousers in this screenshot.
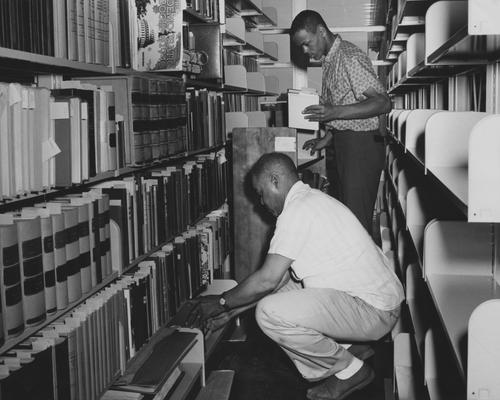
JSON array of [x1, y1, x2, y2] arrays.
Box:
[[326, 129, 385, 235]]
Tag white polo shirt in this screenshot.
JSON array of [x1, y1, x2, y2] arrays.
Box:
[[268, 181, 404, 311]]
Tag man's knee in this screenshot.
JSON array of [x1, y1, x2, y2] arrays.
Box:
[[255, 295, 273, 331]]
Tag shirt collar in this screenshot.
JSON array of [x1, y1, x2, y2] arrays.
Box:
[[282, 180, 309, 211], [324, 35, 341, 63]]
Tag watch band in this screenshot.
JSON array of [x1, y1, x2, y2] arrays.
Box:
[[219, 292, 230, 311]]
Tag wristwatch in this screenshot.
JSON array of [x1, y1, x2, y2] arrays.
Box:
[[218, 293, 230, 311]]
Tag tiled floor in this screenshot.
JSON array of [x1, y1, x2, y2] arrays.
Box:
[[208, 310, 392, 400]]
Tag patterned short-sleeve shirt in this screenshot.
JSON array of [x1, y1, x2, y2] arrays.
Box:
[[321, 35, 385, 132]]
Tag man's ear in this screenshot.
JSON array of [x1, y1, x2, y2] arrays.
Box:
[[270, 173, 280, 189], [317, 25, 326, 37]]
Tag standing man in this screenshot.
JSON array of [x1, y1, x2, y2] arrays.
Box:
[[200, 152, 404, 400], [290, 10, 391, 234]]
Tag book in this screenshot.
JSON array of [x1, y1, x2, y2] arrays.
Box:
[[36, 205, 69, 310], [20, 208, 57, 315], [66, 0, 78, 60], [287, 88, 319, 131], [13, 215, 47, 327], [0, 219, 24, 340], [113, 329, 195, 395], [0, 339, 55, 399], [57, 205, 83, 303], [51, 320, 81, 400], [134, 0, 184, 71], [51, 97, 73, 187]]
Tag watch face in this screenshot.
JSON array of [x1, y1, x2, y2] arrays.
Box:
[[219, 296, 226, 306]]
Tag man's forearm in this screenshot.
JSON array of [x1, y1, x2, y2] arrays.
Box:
[[324, 95, 391, 121], [224, 271, 276, 309]]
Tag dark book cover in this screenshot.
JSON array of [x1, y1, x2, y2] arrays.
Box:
[[163, 245, 178, 316], [53, 335, 71, 400], [129, 277, 149, 352], [118, 0, 131, 67], [52, 98, 73, 188], [173, 237, 187, 306], [113, 329, 196, 394], [0, 342, 55, 399]]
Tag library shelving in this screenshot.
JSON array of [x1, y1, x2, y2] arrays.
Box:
[[0, 1, 243, 399], [383, 1, 500, 399]]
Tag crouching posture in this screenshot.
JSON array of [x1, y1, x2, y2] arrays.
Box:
[[200, 152, 404, 400]]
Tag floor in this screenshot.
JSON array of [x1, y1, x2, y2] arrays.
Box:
[[207, 309, 393, 400]]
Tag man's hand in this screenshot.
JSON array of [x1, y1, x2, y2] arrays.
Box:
[[302, 104, 339, 122], [198, 295, 226, 320], [302, 130, 333, 155], [206, 312, 231, 332]]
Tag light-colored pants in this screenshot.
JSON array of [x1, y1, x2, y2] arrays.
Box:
[[255, 278, 400, 381]]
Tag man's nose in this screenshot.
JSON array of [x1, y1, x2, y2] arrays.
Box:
[[302, 45, 309, 55]]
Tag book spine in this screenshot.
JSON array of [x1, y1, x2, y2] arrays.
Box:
[[62, 207, 82, 303], [0, 224, 25, 339], [15, 217, 47, 327], [52, 213, 69, 310], [76, 204, 92, 294], [40, 216, 57, 315]]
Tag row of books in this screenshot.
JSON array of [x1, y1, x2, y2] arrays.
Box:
[[56, 75, 187, 168], [223, 49, 259, 72], [1, 0, 202, 73], [0, 204, 231, 400], [0, 80, 123, 198], [99, 151, 229, 270], [0, 151, 228, 344], [77, 76, 226, 166], [186, 0, 220, 22], [224, 93, 260, 113], [0, 0, 111, 65], [186, 89, 226, 151], [0, 190, 114, 343]]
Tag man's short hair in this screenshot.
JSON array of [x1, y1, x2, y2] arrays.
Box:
[[250, 152, 298, 182], [290, 10, 328, 37]]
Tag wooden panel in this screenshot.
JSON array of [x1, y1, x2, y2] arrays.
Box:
[[232, 127, 297, 281]]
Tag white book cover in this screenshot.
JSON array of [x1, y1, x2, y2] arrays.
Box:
[[288, 88, 319, 131]]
